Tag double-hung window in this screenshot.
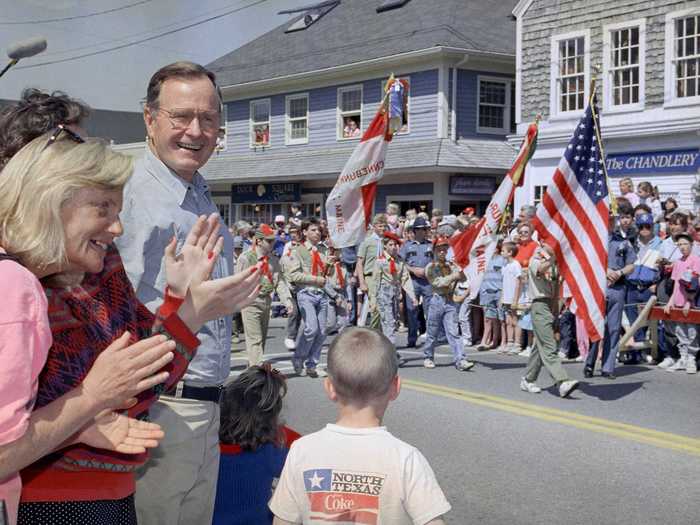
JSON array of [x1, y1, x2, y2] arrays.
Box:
[[604, 21, 645, 111], [551, 31, 589, 117], [477, 76, 513, 134], [665, 10, 700, 104], [338, 85, 362, 140], [285, 94, 309, 145], [249, 99, 270, 147]]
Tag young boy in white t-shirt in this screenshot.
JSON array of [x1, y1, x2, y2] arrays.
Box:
[[499, 242, 522, 354], [269, 327, 451, 525]]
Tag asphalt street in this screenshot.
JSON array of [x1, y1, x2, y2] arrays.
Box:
[[229, 317, 700, 525]]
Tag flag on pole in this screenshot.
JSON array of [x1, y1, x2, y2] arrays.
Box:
[[531, 95, 609, 342], [449, 120, 538, 298], [327, 77, 406, 248]]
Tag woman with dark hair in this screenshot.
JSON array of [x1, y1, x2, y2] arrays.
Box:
[[213, 364, 300, 525], [0, 88, 89, 169]]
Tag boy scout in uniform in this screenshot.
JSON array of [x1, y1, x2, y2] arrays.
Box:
[[356, 213, 388, 328], [286, 217, 336, 377], [236, 224, 292, 367], [399, 216, 434, 347], [520, 244, 580, 398], [423, 236, 475, 371], [282, 221, 302, 350], [370, 232, 417, 358], [325, 243, 351, 334]]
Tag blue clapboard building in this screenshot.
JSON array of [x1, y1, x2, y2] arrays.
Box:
[[201, 0, 519, 225]]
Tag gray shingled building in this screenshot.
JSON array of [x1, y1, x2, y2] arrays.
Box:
[[511, 0, 700, 212], [202, 0, 519, 225]]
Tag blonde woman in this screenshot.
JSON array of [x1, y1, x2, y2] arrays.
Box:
[[0, 131, 259, 525]]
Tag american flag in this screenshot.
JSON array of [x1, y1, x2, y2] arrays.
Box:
[[532, 96, 609, 342]]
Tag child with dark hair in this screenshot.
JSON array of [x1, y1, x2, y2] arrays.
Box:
[[213, 363, 300, 525]]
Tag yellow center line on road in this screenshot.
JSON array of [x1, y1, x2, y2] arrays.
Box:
[[401, 379, 700, 458]]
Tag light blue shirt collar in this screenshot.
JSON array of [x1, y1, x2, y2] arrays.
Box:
[[143, 145, 209, 207]]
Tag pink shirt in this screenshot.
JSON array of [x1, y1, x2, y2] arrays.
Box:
[[670, 254, 700, 307], [0, 256, 51, 525]]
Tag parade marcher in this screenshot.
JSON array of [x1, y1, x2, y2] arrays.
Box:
[[454, 278, 472, 349], [272, 215, 288, 258], [663, 232, 700, 374], [236, 224, 293, 367], [624, 212, 662, 364], [356, 213, 387, 328], [370, 232, 417, 363], [584, 214, 635, 379], [519, 245, 579, 398], [282, 221, 302, 350], [399, 216, 434, 347], [422, 237, 475, 371], [340, 245, 359, 325], [286, 217, 335, 378], [325, 243, 351, 335]]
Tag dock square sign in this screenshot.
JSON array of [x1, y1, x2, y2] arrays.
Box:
[[605, 149, 700, 177], [230, 182, 301, 203]]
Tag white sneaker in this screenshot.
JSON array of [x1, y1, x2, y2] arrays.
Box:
[[658, 357, 675, 369], [574, 356, 584, 362], [507, 344, 521, 355], [284, 337, 296, 350], [559, 379, 580, 398], [455, 359, 475, 371], [423, 358, 436, 369], [644, 353, 654, 364], [520, 378, 541, 393], [687, 359, 697, 374], [519, 346, 532, 357], [667, 358, 687, 372], [558, 351, 567, 360]]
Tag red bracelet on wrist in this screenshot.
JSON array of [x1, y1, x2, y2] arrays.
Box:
[[159, 286, 185, 319]]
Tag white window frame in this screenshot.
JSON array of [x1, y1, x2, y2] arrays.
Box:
[[550, 29, 591, 119], [249, 98, 271, 148], [664, 8, 700, 108], [533, 185, 548, 206], [212, 196, 232, 226], [603, 19, 646, 113], [337, 85, 363, 141], [285, 93, 309, 145], [215, 104, 228, 152], [476, 75, 513, 134]]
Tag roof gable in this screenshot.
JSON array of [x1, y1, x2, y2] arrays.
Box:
[[208, 0, 517, 87]]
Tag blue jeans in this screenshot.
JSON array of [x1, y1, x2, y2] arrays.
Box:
[[586, 285, 625, 374], [406, 279, 432, 345], [423, 295, 464, 364], [294, 288, 328, 369]]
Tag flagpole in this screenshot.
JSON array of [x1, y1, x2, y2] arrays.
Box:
[[589, 68, 617, 214]]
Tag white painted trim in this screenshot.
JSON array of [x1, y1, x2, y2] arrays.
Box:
[[437, 62, 449, 138], [476, 75, 513, 134], [249, 98, 271, 148], [515, 11, 523, 124], [602, 18, 646, 114], [452, 56, 470, 141], [512, 0, 534, 18], [336, 84, 363, 141], [664, 8, 700, 108], [549, 29, 591, 119], [285, 93, 309, 145]]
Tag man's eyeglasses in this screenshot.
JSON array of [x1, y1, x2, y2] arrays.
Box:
[[153, 107, 220, 132], [45, 124, 84, 150]]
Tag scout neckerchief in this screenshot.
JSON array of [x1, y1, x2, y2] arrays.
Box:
[[310, 245, 325, 276], [251, 246, 273, 282], [334, 262, 345, 288]]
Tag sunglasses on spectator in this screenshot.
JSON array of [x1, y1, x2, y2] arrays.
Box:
[[44, 124, 85, 150], [153, 107, 220, 132]]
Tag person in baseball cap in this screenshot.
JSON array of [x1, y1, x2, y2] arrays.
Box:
[[383, 231, 403, 244], [255, 223, 277, 241], [274, 214, 286, 226], [635, 212, 654, 228], [411, 216, 430, 230]]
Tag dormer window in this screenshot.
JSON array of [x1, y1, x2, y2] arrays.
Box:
[[281, 0, 340, 33]]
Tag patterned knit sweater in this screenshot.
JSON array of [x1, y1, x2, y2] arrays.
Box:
[[21, 245, 199, 503]]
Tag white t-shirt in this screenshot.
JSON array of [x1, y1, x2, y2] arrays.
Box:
[[269, 424, 451, 525], [501, 260, 522, 305]]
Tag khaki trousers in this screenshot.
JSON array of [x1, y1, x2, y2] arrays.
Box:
[[525, 299, 569, 384], [241, 295, 272, 366], [135, 396, 220, 525]]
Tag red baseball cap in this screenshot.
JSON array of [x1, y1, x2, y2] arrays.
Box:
[[383, 231, 403, 244], [255, 223, 276, 240], [433, 236, 450, 248]]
